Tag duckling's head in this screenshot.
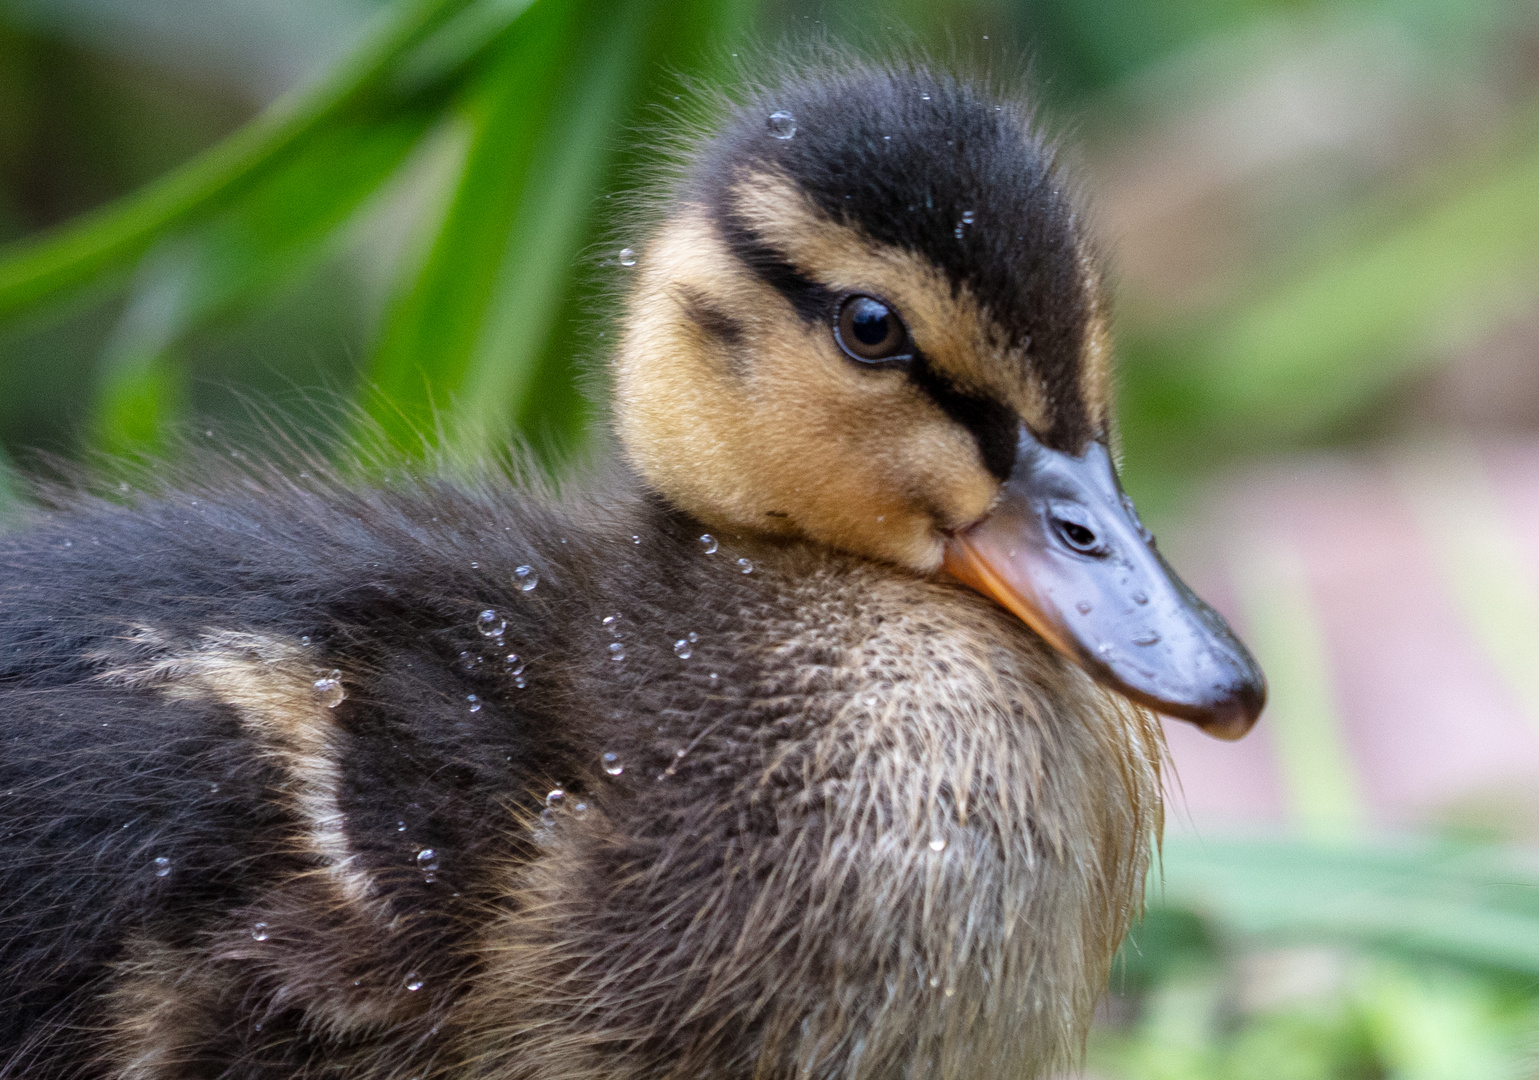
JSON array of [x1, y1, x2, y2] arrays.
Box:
[[614, 62, 1265, 738]]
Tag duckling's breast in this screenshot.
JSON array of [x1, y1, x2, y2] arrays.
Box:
[[469, 540, 1163, 1080]]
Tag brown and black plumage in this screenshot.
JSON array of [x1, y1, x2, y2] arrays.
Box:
[[0, 59, 1263, 1079]]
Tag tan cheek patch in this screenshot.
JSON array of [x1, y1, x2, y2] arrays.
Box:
[[738, 319, 997, 568], [613, 201, 1001, 571]]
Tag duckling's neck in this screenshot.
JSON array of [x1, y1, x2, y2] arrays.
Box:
[[485, 486, 1163, 1077]]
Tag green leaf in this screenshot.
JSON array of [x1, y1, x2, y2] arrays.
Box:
[[0, 443, 21, 524], [1151, 836, 1539, 978], [365, 0, 596, 452], [0, 0, 475, 320], [501, 0, 759, 462], [366, 0, 759, 458], [92, 110, 435, 454]]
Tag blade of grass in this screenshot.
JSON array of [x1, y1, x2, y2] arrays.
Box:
[[499, 0, 760, 462], [367, 0, 759, 458], [0, 0, 476, 320], [1391, 440, 1539, 737], [449, 0, 666, 455], [1229, 539, 1363, 839], [1203, 139, 1539, 442], [0, 444, 20, 525], [364, 0, 600, 452], [93, 110, 435, 455], [1155, 836, 1539, 977]]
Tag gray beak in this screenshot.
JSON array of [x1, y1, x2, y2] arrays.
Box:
[[943, 429, 1266, 739]]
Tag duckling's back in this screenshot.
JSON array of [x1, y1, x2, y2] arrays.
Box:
[[0, 465, 1159, 1079]]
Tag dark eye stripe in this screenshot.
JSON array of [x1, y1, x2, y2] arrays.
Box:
[[905, 354, 1018, 482], [715, 211, 834, 323]]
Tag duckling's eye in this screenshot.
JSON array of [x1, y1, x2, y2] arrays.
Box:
[[834, 294, 911, 364]]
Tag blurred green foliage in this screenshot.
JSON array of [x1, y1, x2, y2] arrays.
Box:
[[2, 0, 1538, 1074], [1107, 836, 1539, 1080]]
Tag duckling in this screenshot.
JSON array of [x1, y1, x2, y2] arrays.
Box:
[[0, 60, 1262, 1080]]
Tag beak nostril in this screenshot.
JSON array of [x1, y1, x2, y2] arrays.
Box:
[[1052, 517, 1103, 555]]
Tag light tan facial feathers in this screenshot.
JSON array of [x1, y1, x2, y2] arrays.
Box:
[[612, 168, 1108, 573], [614, 204, 998, 572], [1074, 240, 1114, 435]]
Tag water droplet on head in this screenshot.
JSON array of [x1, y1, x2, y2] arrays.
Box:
[[602, 614, 620, 633], [466, 694, 481, 712], [1097, 642, 1114, 656], [608, 642, 626, 662], [476, 610, 506, 638], [863, 694, 878, 707], [631, 534, 641, 544], [1076, 601, 1093, 615], [513, 674, 527, 688], [313, 670, 345, 709], [928, 837, 947, 852], [928, 975, 941, 988], [459, 651, 480, 672], [1133, 591, 1149, 606], [396, 820, 406, 832], [546, 788, 565, 807], [766, 110, 796, 138], [573, 801, 589, 819], [698, 534, 718, 554], [153, 856, 171, 877], [602, 751, 624, 777], [504, 653, 525, 675], [961, 210, 975, 225], [954, 224, 964, 239], [404, 974, 424, 992], [921, 93, 931, 101], [617, 247, 637, 267], [251, 921, 270, 941], [513, 565, 538, 591], [737, 557, 753, 574], [1132, 630, 1161, 647], [943, 985, 956, 997], [673, 639, 692, 659]]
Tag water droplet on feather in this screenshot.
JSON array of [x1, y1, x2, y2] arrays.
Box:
[[313, 671, 345, 708], [476, 610, 506, 638]]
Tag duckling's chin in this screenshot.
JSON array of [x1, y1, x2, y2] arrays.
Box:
[[690, 497, 952, 578]]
